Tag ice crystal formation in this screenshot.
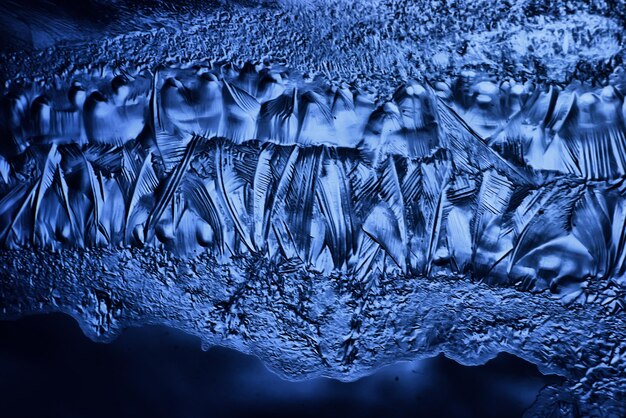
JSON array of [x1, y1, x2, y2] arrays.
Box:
[[1, 0, 626, 415]]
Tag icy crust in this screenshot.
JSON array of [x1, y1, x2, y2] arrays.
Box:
[[1, 52, 626, 399], [1, 63, 626, 415], [1, 0, 625, 415], [4, 63, 626, 180], [1, 0, 624, 93], [1, 65, 626, 292], [1, 248, 626, 416]]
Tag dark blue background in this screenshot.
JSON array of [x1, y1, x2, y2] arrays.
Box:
[[0, 314, 562, 418]]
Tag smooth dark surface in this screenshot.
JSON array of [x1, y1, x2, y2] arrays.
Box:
[[0, 313, 562, 418]]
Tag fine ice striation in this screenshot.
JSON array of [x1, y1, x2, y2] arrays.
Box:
[[2, 66, 626, 283], [1, 0, 626, 416]]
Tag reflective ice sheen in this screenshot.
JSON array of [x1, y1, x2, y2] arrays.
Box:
[[1, 0, 626, 416], [2, 66, 626, 287]]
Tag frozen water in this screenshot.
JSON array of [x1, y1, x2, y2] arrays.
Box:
[[2, 66, 625, 284], [1, 0, 626, 416]]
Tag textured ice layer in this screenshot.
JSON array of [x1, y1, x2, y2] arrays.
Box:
[[1, 0, 626, 416], [2, 66, 626, 283]]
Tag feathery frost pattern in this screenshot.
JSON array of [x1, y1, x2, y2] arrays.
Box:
[[1, 63, 626, 294], [2, 0, 626, 414]]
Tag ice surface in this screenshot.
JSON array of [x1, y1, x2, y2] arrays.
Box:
[[1, 66, 625, 285], [1, 0, 626, 416]]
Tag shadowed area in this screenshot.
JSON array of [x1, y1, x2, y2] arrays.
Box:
[[0, 0, 209, 50], [0, 313, 563, 418]]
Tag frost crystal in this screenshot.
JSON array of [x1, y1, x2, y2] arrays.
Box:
[[1, 0, 626, 415]]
